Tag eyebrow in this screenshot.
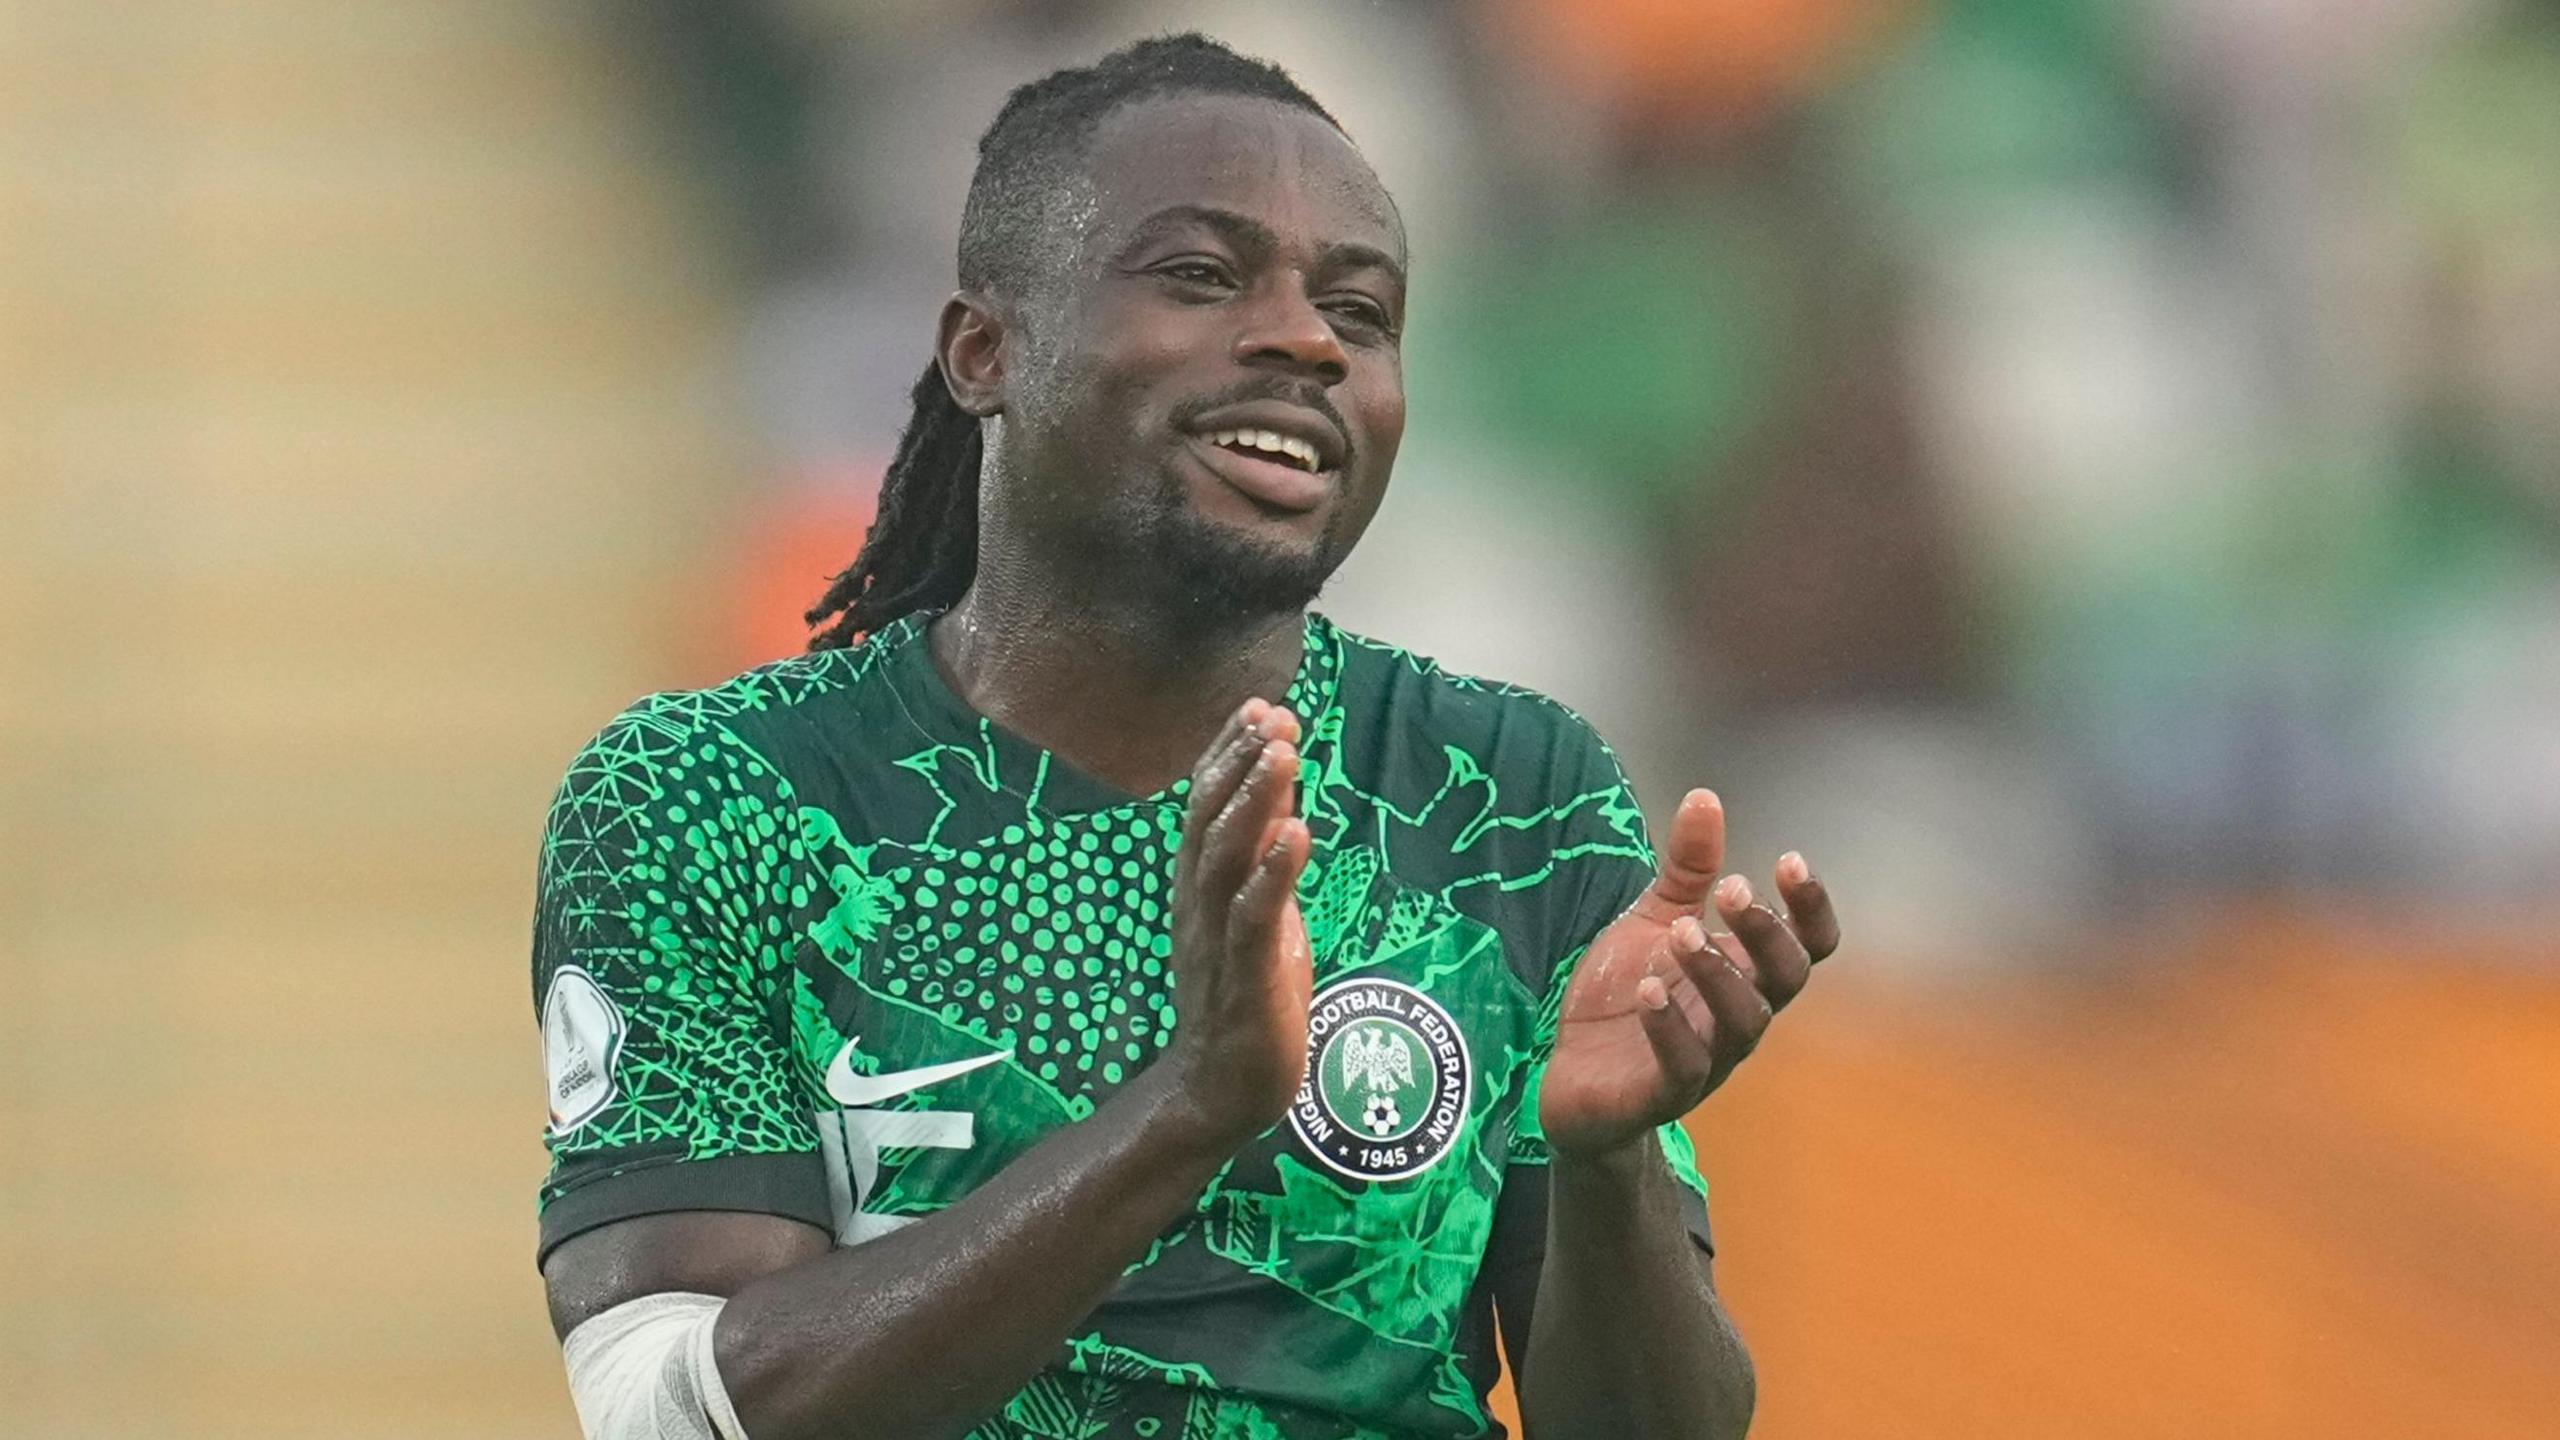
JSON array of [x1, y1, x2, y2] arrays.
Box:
[[1119, 204, 1406, 289]]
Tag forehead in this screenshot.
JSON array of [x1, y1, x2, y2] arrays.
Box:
[[1077, 93, 1403, 260]]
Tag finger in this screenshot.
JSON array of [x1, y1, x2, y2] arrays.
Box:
[[1706, 929, 1753, 982], [1179, 702, 1288, 881], [1198, 738, 1301, 902], [1277, 895, 1312, 978], [1180, 701, 1267, 861], [1635, 965, 1714, 1100], [1715, 874, 1812, 1012], [1687, 935, 1773, 1075], [1227, 817, 1313, 961], [1595, 919, 1717, 1029], [1635, 788, 1727, 923], [1775, 851, 1841, 962], [1668, 914, 1743, 1008], [1665, 919, 1722, 1033]]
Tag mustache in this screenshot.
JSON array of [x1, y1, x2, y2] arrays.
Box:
[[1169, 381, 1356, 469]]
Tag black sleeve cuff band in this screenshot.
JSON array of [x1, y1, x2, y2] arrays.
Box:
[[536, 1150, 832, 1267]]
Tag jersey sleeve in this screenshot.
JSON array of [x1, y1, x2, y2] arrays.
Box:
[[531, 700, 832, 1263], [1503, 726, 1714, 1250]]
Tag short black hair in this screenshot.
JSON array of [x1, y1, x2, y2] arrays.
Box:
[[806, 34, 1344, 649]]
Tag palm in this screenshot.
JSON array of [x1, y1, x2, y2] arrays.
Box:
[[1535, 789, 1839, 1159], [1541, 906, 1710, 1155]]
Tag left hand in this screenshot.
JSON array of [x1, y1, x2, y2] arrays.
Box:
[[1538, 789, 1841, 1158]]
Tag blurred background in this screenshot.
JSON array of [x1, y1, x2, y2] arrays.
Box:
[[3, 0, 2556, 1435]]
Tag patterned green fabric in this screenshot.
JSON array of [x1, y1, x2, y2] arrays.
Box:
[[533, 613, 1710, 1439]]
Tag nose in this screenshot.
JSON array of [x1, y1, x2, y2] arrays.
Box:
[[1233, 279, 1350, 387]]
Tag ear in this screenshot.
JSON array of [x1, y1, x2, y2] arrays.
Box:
[[936, 291, 1006, 418]]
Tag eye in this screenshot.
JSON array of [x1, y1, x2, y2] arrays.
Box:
[[1324, 296, 1396, 336], [1156, 259, 1235, 290]]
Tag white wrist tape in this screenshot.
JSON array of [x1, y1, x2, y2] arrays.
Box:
[[560, 1291, 750, 1440]]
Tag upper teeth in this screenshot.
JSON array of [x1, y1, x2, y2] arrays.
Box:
[[1208, 428, 1322, 472]]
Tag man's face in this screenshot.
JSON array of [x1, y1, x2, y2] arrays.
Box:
[[994, 93, 1408, 614]]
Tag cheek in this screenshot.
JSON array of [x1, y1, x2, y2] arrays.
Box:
[[1352, 365, 1407, 469], [1066, 308, 1204, 444], [1018, 297, 1177, 438], [1117, 298, 1211, 369], [1003, 325, 1084, 436]]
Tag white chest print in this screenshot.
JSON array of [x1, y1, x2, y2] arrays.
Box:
[[816, 1038, 1011, 1245]]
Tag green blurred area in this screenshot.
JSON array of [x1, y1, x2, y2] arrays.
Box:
[[5, 3, 2557, 1436]]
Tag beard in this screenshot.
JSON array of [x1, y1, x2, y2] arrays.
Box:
[[1130, 467, 1354, 618]]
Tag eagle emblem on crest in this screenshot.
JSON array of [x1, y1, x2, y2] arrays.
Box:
[[1291, 976, 1473, 1182], [1339, 1024, 1415, 1096]]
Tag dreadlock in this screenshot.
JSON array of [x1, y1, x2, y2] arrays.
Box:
[[805, 33, 1344, 650]]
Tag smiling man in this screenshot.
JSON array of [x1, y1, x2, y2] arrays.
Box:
[[533, 34, 1838, 1440]]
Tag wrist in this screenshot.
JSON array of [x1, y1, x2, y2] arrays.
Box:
[[1129, 1044, 1265, 1163], [1549, 1127, 1663, 1193]]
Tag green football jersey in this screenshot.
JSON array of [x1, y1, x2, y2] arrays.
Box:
[[532, 611, 1712, 1439]]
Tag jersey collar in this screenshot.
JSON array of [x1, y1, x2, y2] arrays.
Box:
[[873, 610, 1343, 819]]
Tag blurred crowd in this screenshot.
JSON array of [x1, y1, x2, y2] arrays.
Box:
[[629, 0, 2560, 953]]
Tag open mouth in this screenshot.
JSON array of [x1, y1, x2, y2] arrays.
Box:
[[1188, 432, 1331, 514], [1203, 427, 1326, 474]]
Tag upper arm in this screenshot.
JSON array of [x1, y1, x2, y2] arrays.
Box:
[[542, 1210, 831, 1341], [533, 704, 837, 1273]]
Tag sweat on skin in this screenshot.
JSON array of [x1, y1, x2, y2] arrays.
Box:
[[534, 35, 1837, 1440]]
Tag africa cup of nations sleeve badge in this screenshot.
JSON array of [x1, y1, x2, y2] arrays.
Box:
[[542, 966, 628, 1137], [1287, 976, 1472, 1182]]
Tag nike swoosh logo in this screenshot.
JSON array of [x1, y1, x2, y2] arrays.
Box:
[[824, 1037, 1012, 1107]]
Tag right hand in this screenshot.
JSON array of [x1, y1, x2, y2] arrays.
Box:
[[1159, 698, 1315, 1144]]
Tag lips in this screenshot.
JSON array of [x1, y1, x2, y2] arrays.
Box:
[[1202, 425, 1324, 473], [1180, 400, 1348, 516], [1187, 434, 1329, 513]]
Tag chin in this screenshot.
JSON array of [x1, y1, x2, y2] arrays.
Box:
[[1151, 506, 1344, 616]]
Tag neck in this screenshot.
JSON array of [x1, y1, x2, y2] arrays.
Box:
[[928, 561, 1307, 797]]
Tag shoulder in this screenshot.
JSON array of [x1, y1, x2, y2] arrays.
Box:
[[1317, 616, 1630, 797], [545, 626, 916, 834], [1311, 618, 1653, 950], [595, 638, 898, 752]]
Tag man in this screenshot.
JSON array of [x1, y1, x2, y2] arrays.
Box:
[[533, 34, 1839, 1440]]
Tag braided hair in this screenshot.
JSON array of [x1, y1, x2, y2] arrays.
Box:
[[804, 33, 1343, 649]]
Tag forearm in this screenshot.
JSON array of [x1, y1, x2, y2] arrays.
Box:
[[713, 1059, 1243, 1440], [1520, 1134, 1754, 1440]]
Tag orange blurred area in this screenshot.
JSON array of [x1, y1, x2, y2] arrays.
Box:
[[1487, 0, 1907, 130], [1485, 919, 2560, 1437], [724, 478, 878, 670], [9, 1, 2560, 1436], [17, 901, 2551, 1435]]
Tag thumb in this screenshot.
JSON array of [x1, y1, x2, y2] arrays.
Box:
[[1637, 789, 1725, 920]]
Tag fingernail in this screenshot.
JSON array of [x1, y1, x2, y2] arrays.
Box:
[[1779, 852, 1808, 885], [1638, 975, 1671, 1010], [1673, 915, 1707, 951], [1716, 874, 1751, 910]]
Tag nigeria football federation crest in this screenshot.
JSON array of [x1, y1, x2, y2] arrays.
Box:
[[1288, 974, 1473, 1181]]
